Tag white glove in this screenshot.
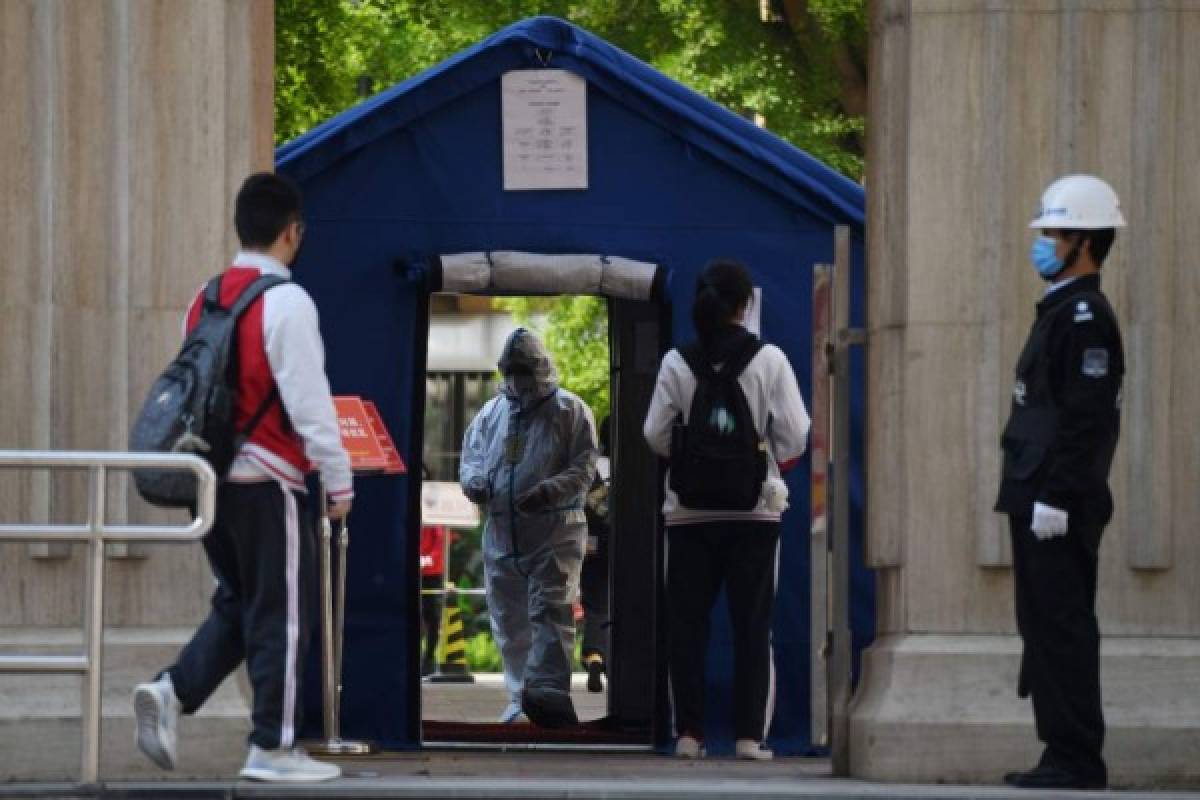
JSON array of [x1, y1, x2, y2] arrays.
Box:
[[764, 478, 790, 513], [1031, 502, 1068, 540]]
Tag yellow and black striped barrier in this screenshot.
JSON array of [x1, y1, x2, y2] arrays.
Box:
[[427, 582, 475, 684]]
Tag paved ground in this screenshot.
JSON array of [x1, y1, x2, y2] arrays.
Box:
[[5, 752, 1200, 800], [8, 678, 1199, 798], [422, 672, 608, 724]]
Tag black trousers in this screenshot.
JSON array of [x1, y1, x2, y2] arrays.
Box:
[[579, 538, 610, 662], [1009, 514, 1106, 783], [166, 482, 314, 751], [667, 521, 780, 742]]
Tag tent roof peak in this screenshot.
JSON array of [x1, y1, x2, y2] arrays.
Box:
[[276, 15, 863, 229]]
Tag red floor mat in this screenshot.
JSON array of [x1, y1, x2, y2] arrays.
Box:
[[422, 716, 650, 745]]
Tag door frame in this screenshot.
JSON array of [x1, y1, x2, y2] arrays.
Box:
[[407, 273, 673, 746]]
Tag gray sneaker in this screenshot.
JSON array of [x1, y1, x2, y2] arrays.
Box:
[[734, 739, 773, 761], [239, 745, 341, 782], [132, 674, 180, 770], [674, 735, 705, 759]]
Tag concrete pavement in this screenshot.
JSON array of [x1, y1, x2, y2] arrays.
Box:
[[3, 752, 1199, 799]]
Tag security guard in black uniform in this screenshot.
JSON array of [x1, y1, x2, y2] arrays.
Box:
[[995, 175, 1126, 791]]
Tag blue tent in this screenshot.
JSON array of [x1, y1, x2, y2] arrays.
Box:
[[278, 16, 870, 755]]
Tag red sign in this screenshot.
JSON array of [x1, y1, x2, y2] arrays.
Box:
[[362, 400, 406, 475], [334, 396, 389, 473]]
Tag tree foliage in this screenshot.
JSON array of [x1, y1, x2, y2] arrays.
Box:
[[276, 0, 866, 178], [275, 1, 867, 425]]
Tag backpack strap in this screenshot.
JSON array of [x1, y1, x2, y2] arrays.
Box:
[[240, 387, 280, 440], [203, 274, 224, 312], [677, 342, 716, 381], [228, 274, 289, 317], [200, 273, 287, 317], [719, 335, 764, 380], [677, 336, 763, 381]]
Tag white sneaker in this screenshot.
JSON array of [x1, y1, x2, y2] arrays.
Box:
[[735, 739, 773, 761], [498, 701, 526, 724], [674, 735, 705, 759], [132, 674, 180, 770], [239, 745, 341, 782]]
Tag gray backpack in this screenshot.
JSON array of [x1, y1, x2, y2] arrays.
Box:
[[129, 274, 286, 507]]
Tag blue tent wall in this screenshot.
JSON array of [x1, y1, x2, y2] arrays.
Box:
[[277, 16, 869, 753]]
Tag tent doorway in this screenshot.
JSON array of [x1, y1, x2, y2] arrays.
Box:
[[415, 254, 669, 747]]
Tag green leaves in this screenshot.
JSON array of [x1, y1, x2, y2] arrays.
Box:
[[275, 0, 866, 179]]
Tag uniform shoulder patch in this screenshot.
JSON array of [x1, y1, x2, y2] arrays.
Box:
[[1082, 348, 1109, 378], [1074, 300, 1094, 323]]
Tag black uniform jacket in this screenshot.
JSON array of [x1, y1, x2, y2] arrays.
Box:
[[994, 274, 1124, 526]]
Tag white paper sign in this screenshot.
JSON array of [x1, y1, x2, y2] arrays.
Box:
[[502, 69, 588, 191], [745, 287, 763, 335], [421, 481, 481, 529]]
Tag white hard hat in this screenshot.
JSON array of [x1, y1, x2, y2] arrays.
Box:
[[1029, 174, 1126, 229]]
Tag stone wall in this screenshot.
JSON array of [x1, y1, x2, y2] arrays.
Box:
[[856, 0, 1200, 786], [0, 0, 273, 627], [0, 0, 272, 779]]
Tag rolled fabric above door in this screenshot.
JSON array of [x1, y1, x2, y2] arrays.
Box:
[[437, 251, 661, 301]]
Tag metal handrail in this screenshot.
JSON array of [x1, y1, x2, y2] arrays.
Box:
[[0, 450, 217, 785]]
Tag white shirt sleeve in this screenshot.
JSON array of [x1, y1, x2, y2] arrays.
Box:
[[643, 350, 684, 458], [262, 284, 354, 499], [765, 346, 811, 464]]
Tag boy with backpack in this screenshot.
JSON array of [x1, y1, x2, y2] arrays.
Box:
[[130, 173, 352, 782], [643, 259, 809, 761]]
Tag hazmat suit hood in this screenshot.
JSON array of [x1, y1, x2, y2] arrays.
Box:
[[498, 328, 559, 408]]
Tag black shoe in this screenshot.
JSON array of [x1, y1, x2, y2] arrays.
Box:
[[521, 686, 579, 729], [420, 655, 436, 677], [586, 660, 605, 693], [1004, 765, 1106, 790]]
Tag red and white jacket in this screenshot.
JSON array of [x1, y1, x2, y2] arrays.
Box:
[[185, 252, 353, 501]]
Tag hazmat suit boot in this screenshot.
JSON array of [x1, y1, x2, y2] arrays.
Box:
[[499, 701, 526, 724], [520, 685, 579, 729]]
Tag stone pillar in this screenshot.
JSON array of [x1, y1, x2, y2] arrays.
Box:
[[0, 0, 272, 780], [854, 0, 1200, 787]]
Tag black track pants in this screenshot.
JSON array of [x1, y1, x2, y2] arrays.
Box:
[[579, 542, 611, 662], [166, 482, 314, 751], [666, 521, 780, 742], [1009, 514, 1107, 784]]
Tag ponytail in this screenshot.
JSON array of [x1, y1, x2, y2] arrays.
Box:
[[692, 259, 753, 343]]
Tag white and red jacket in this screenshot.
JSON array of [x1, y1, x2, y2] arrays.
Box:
[[185, 252, 353, 501]]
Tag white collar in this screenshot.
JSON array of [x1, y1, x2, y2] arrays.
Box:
[[1044, 275, 1079, 297], [232, 251, 291, 278]]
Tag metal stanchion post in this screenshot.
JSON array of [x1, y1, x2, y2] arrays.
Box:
[[318, 498, 336, 741], [335, 520, 348, 723], [310, 492, 374, 755]]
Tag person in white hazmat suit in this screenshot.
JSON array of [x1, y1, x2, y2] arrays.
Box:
[[460, 328, 598, 727]]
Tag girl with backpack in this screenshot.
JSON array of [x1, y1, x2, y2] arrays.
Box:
[[643, 258, 810, 760]]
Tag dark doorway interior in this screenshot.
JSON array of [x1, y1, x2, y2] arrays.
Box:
[[419, 293, 670, 747]]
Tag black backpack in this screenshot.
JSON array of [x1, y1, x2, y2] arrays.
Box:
[[129, 273, 287, 507], [669, 336, 768, 511]]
